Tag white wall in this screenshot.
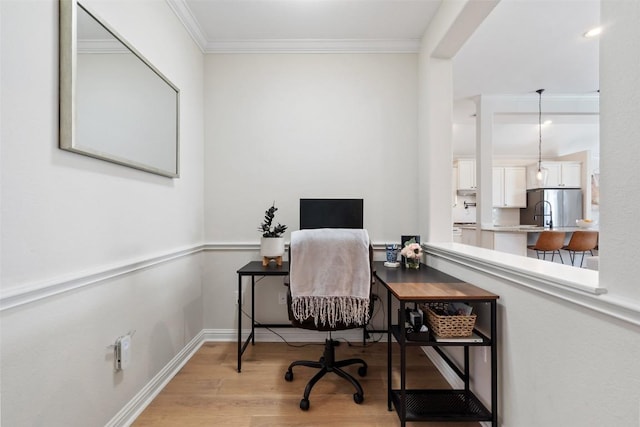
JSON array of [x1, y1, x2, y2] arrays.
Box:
[[0, 1, 204, 425], [453, 122, 600, 158], [599, 0, 640, 301], [202, 53, 418, 329], [203, 53, 418, 243]]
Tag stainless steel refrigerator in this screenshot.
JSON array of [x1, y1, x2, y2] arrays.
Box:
[[520, 189, 583, 228]]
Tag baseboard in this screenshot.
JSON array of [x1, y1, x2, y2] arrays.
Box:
[[421, 347, 465, 388], [105, 330, 205, 427], [202, 327, 368, 343]]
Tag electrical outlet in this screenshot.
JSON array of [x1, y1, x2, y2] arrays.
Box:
[[114, 334, 132, 371], [235, 291, 244, 305], [278, 292, 286, 305]]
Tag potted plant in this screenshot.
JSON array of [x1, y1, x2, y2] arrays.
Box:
[[259, 203, 288, 263]]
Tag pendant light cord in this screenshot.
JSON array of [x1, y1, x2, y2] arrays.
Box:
[[536, 89, 544, 172]]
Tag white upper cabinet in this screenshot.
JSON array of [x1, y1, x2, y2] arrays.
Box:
[[456, 159, 476, 190], [493, 166, 526, 207], [527, 161, 582, 188], [540, 162, 561, 187], [556, 162, 582, 187]]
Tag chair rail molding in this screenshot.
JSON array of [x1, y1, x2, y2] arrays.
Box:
[[0, 245, 203, 312], [8, 241, 635, 328], [425, 242, 640, 328]]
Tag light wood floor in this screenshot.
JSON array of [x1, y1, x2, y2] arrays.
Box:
[[133, 341, 480, 427]]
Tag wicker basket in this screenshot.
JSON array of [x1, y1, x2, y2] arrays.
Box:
[[422, 304, 476, 337]]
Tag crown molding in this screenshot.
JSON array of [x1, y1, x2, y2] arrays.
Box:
[[164, 0, 419, 54], [165, 0, 207, 52], [204, 38, 421, 54]]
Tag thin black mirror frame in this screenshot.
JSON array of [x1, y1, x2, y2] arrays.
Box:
[[59, 0, 180, 178]]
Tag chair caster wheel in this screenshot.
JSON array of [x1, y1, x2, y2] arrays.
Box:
[[300, 398, 310, 410], [353, 393, 364, 404], [284, 370, 293, 382], [358, 366, 367, 377]]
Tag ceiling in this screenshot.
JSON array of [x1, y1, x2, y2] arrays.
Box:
[[173, 0, 441, 52], [183, 0, 441, 43], [452, 0, 600, 124], [170, 0, 600, 155]]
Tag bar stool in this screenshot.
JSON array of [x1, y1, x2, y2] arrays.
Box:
[[562, 231, 599, 267], [527, 231, 566, 263]]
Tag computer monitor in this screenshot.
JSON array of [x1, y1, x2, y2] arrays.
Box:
[[299, 198, 363, 229]]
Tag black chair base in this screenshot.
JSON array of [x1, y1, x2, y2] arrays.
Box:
[[566, 249, 595, 267], [534, 249, 564, 263], [284, 338, 367, 410]]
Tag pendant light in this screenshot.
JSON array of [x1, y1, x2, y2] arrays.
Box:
[[536, 89, 545, 183]]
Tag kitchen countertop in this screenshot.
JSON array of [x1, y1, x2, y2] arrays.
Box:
[[455, 224, 477, 230], [481, 225, 599, 233]]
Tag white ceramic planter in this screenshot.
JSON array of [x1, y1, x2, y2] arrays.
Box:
[[260, 237, 285, 257]]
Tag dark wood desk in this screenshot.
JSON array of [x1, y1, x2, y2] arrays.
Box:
[[236, 261, 289, 372], [373, 261, 499, 426]]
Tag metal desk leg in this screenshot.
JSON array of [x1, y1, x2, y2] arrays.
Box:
[[387, 288, 392, 411], [464, 346, 470, 392], [237, 274, 242, 373], [251, 276, 256, 345], [399, 301, 407, 427], [491, 300, 498, 426]]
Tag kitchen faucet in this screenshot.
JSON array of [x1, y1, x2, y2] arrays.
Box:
[[533, 200, 553, 229]]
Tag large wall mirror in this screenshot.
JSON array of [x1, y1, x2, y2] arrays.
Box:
[[60, 0, 180, 178]]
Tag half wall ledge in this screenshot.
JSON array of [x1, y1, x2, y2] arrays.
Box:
[[424, 242, 640, 328]]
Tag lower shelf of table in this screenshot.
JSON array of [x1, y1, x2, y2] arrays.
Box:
[[390, 389, 492, 422]]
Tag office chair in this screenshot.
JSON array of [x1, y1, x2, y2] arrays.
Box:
[[284, 228, 374, 410]]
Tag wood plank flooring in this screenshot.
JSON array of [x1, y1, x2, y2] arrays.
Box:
[[133, 341, 480, 427]]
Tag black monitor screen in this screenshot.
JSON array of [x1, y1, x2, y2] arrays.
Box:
[[299, 198, 363, 229]]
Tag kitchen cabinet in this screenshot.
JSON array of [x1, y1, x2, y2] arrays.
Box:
[[492, 166, 526, 207], [527, 161, 582, 189], [456, 159, 476, 191], [461, 228, 477, 246], [550, 162, 581, 187], [481, 230, 528, 256]]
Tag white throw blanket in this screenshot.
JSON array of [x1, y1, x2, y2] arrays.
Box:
[[289, 228, 371, 328]]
